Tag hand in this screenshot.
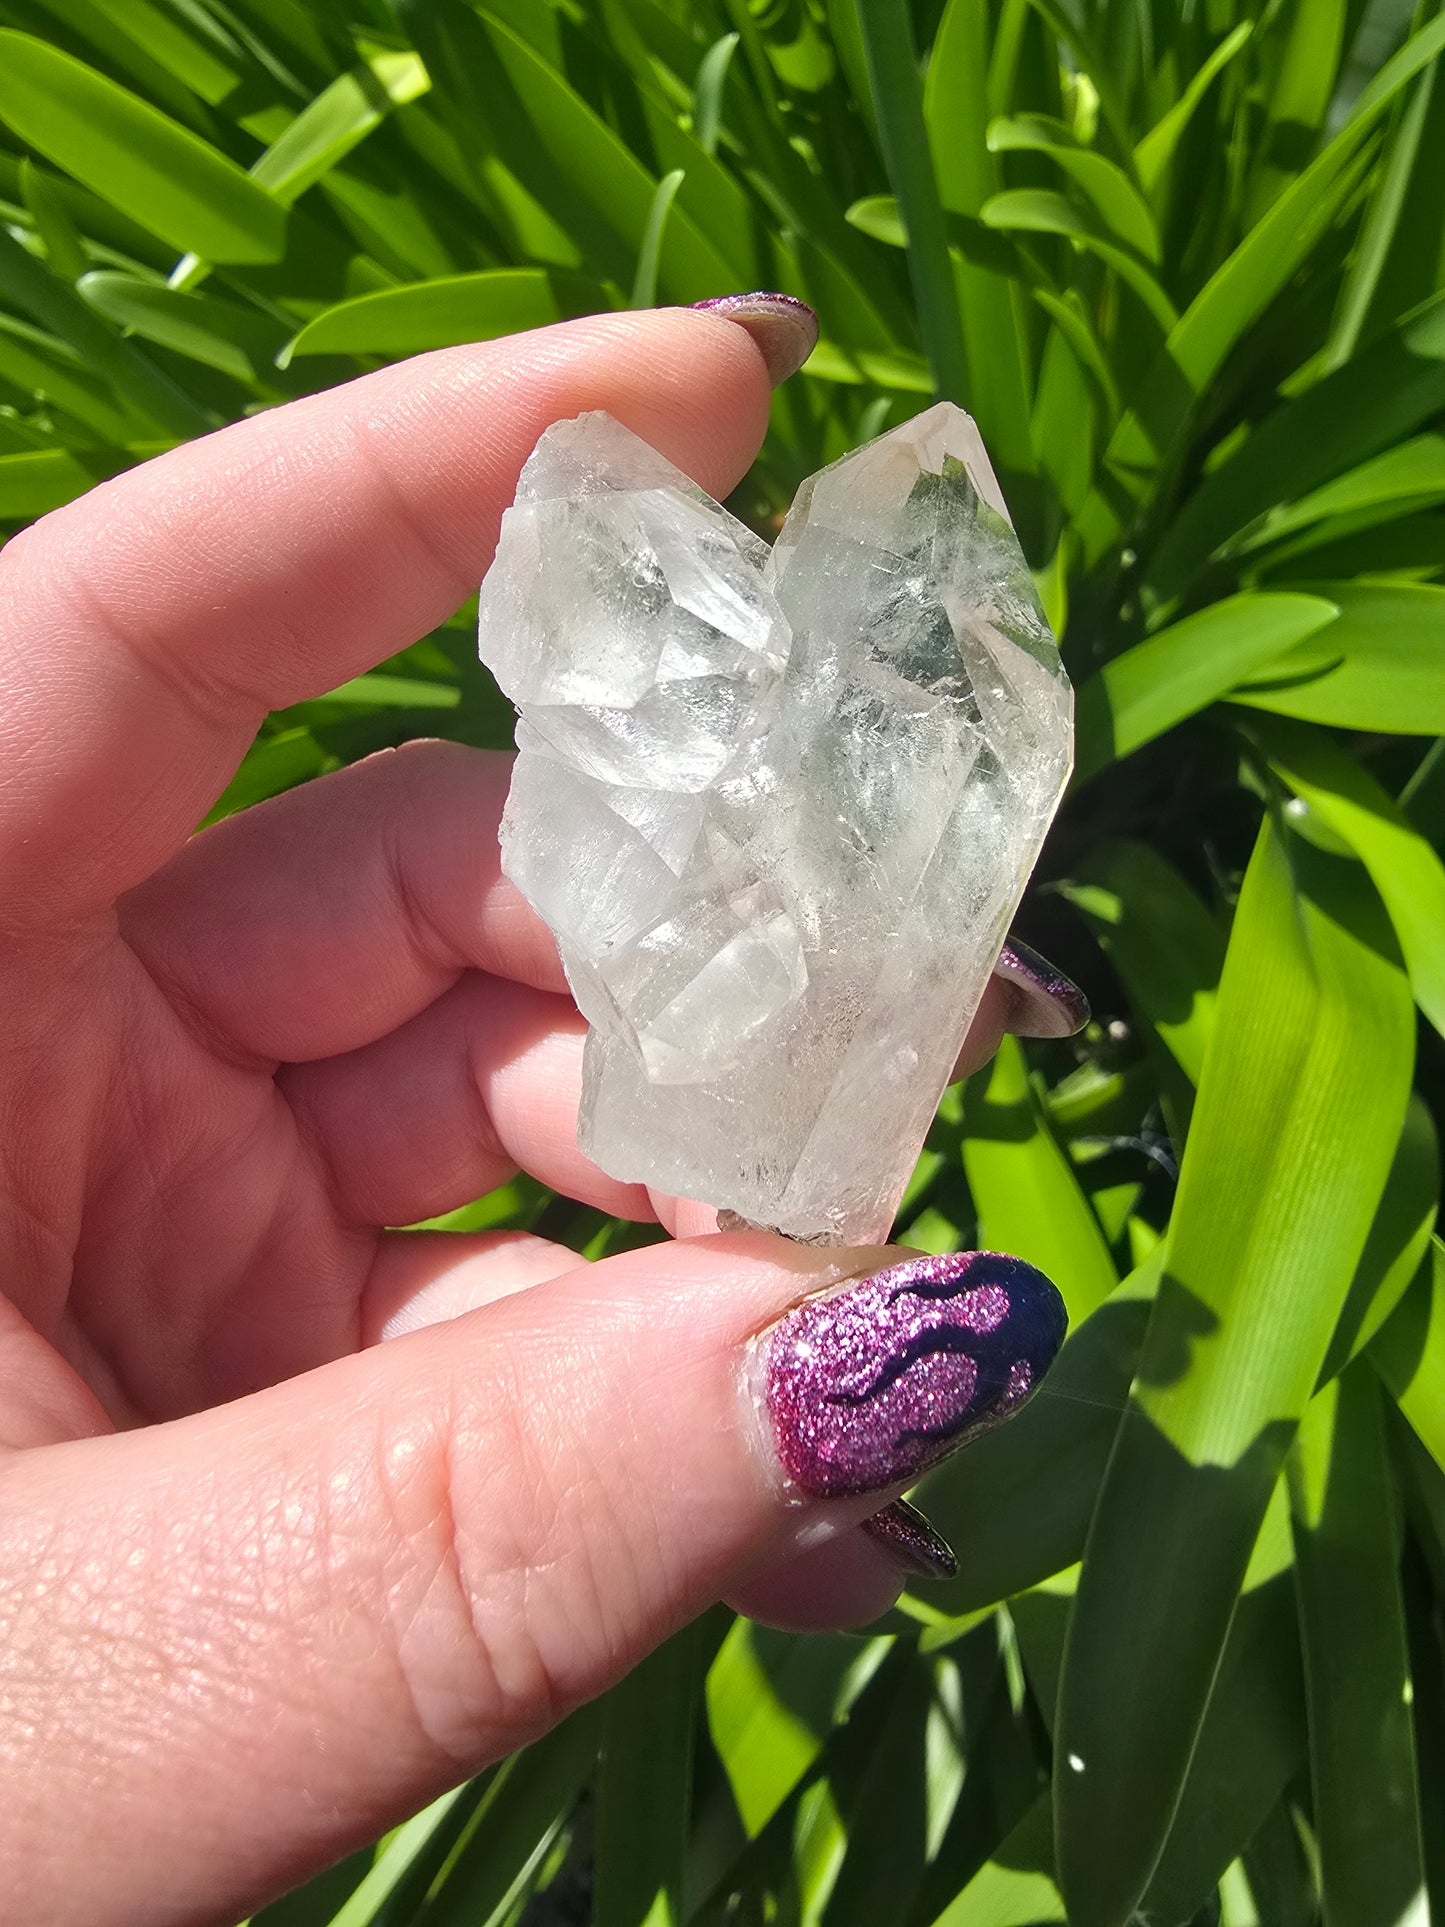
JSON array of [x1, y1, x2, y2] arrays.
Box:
[[0, 306, 1071, 1926]]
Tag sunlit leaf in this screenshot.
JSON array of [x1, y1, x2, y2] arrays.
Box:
[[1289, 1367, 1428, 1924], [1055, 817, 1415, 1927], [1230, 583, 1445, 736], [0, 31, 287, 262], [283, 269, 604, 360]]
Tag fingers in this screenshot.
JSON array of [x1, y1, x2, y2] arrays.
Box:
[[0, 1236, 863, 1923], [0, 309, 775, 926], [0, 1238, 1064, 1925], [369, 1232, 917, 1634], [122, 740, 566, 1064], [281, 972, 654, 1228], [725, 1527, 912, 1630], [362, 1229, 588, 1344]]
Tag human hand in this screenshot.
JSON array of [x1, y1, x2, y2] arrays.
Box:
[[0, 304, 1079, 1925]]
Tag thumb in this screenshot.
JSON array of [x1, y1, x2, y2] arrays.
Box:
[[0, 1234, 1063, 1926]]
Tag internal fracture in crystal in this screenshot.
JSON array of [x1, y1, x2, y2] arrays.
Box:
[[477, 404, 1073, 1243]]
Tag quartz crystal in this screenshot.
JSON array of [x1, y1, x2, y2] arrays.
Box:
[[477, 404, 1072, 1243]]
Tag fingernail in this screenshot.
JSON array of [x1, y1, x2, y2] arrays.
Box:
[[992, 938, 1090, 1039], [691, 292, 819, 385], [862, 1498, 958, 1582], [757, 1251, 1067, 1499]]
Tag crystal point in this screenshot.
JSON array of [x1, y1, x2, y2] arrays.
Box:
[[478, 405, 1072, 1243]]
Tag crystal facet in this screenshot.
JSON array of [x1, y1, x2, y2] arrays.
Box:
[[478, 403, 1072, 1243]]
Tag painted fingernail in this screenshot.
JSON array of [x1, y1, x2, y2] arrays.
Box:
[[691, 292, 819, 385], [758, 1251, 1067, 1499], [992, 938, 1090, 1039], [862, 1498, 958, 1582]]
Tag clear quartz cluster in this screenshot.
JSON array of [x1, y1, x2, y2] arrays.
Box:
[[477, 403, 1072, 1244]]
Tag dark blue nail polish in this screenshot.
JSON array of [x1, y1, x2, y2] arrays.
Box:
[[762, 1251, 1067, 1499]]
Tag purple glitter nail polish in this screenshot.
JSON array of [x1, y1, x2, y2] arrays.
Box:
[[993, 938, 1090, 1040], [762, 1251, 1067, 1498], [862, 1498, 959, 1581]]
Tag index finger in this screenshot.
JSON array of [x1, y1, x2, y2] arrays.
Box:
[[0, 308, 781, 926]]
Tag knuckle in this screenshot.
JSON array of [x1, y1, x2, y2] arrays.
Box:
[[375, 1348, 632, 1767]]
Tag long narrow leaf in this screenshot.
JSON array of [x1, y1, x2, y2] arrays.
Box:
[[1373, 1240, 1445, 1475], [1245, 713, 1445, 1037], [1146, 289, 1445, 602], [855, 0, 969, 404], [1072, 591, 1339, 784], [594, 1626, 707, 1927], [924, 0, 1036, 487], [0, 31, 287, 263], [1229, 582, 1445, 736], [282, 269, 604, 360], [1055, 816, 1415, 1927], [962, 1035, 1119, 1320], [1289, 1365, 1427, 1926]]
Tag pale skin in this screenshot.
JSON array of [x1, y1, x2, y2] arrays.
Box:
[[0, 309, 1017, 1926]]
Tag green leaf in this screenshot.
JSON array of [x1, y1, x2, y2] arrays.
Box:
[[299, 673, 462, 711], [691, 33, 739, 156], [1230, 583, 1445, 735], [1245, 713, 1445, 1038], [1373, 1240, 1445, 1476], [962, 1036, 1119, 1322], [1145, 290, 1445, 602], [1138, 1565, 1306, 1924], [1320, 1095, 1440, 1383], [77, 272, 289, 383], [0, 223, 214, 438], [475, 11, 736, 302], [0, 32, 287, 264], [1325, 59, 1441, 366], [202, 725, 335, 825], [1238, 432, 1445, 554], [986, 116, 1160, 261], [929, 1790, 1063, 1925], [705, 1619, 888, 1837], [283, 268, 604, 360], [924, 0, 1036, 487], [0, 310, 145, 442], [323, 1783, 477, 1927], [407, 1707, 600, 1927], [594, 1625, 708, 1927], [19, 155, 87, 281], [802, 340, 935, 391], [1054, 817, 1415, 1927], [1132, 22, 1252, 194], [629, 168, 686, 311], [250, 52, 430, 207], [1082, 8, 1445, 555], [1086, 135, 1377, 537], [980, 189, 1178, 331], [0, 441, 156, 517], [1289, 1365, 1428, 1926], [812, 1656, 966, 1927], [856, 0, 970, 405], [1061, 838, 1225, 1140], [1072, 591, 1339, 785], [1247, 0, 1348, 221], [1011, 1551, 1307, 1927], [922, 1257, 1160, 1615]]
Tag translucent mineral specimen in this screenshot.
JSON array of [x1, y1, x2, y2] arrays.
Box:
[[477, 404, 1072, 1243]]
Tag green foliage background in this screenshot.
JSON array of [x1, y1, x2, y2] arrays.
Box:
[[2, 0, 1444, 1921]]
